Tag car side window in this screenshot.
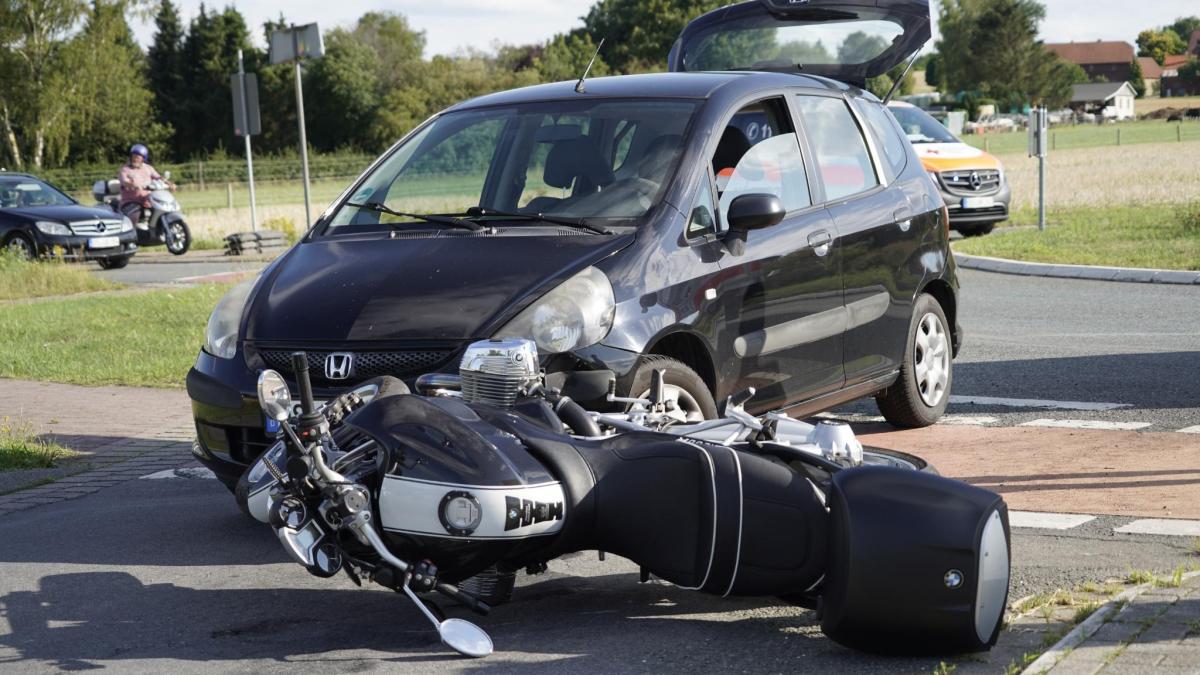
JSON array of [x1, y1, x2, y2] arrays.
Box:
[[794, 95, 880, 201], [711, 98, 810, 228], [854, 99, 908, 181], [687, 173, 719, 238]]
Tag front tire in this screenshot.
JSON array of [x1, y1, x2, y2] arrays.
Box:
[[3, 232, 37, 260], [164, 220, 190, 255], [620, 355, 717, 422], [875, 294, 952, 428]]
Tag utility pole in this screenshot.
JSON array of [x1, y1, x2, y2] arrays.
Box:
[[292, 27, 312, 227], [1028, 106, 1048, 232], [236, 49, 259, 232]]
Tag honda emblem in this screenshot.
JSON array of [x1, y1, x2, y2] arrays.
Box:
[[325, 353, 354, 380]]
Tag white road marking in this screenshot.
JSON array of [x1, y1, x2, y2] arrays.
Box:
[[938, 415, 999, 426], [1009, 511, 1096, 530], [140, 467, 217, 480], [1020, 419, 1152, 431], [1114, 519, 1200, 537], [1178, 425, 1200, 434], [950, 395, 1131, 411]]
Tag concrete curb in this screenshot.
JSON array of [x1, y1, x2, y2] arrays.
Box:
[[1019, 570, 1200, 675], [956, 253, 1200, 285]]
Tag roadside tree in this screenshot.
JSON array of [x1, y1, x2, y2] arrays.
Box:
[[1137, 29, 1187, 65]]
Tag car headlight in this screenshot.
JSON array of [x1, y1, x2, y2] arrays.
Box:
[[35, 221, 72, 236], [496, 266, 615, 354], [205, 278, 257, 359], [120, 216, 134, 233]]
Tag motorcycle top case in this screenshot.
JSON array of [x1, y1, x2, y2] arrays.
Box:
[[819, 466, 1010, 654]]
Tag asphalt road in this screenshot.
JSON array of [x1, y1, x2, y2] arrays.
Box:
[[838, 268, 1200, 431], [1, 478, 1196, 675], [89, 254, 266, 285]]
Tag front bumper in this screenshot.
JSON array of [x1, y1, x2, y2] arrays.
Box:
[[939, 179, 1011, 227], [36, 231, 138, 261], [187, 342, 640, 484]]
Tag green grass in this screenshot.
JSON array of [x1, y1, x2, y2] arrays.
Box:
[[964, 119, 1200, 155], [0, 416, 78, 471], [0, 283, 231, 387], [0, 252, 121, 301], [954, 203, 1200, 271]]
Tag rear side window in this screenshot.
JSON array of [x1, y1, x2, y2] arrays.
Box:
[[794, 95, 879, 201], [854, 99, 908, 181]]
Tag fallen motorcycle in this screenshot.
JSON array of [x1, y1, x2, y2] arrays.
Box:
[[238, 338, 1011, 658]]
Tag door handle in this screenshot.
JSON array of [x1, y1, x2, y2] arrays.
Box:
[[894, 208, 913, 232], [808, 230, 833, 257]]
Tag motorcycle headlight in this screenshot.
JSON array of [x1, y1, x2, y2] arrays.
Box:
[[120, 216, 134, 233], [496, 266, 615, 354], [204, 278, 256, 359], [35, 221, 72, 236]]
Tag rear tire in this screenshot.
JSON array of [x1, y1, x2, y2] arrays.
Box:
[[620, 355, 718, 422], [957, 223, 995, 237], [875, 294, 952, 428], [97, 255, 131, 270]]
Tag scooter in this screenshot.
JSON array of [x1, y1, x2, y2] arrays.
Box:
[[239, 337, 1011, 659], [94, 173, 190, 255]]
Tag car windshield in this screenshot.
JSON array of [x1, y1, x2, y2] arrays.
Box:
[[325, 98, 700, 232], [0, 177, 75, 208], [681, 15, 904, 72], [887, 105, 958, 144]]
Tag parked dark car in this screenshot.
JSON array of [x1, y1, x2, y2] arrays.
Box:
[[0, 172, 137, 268], [188, 0, 962, 490]]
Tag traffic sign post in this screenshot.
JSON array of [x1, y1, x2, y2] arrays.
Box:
[[270, 23, 324, 229], [1028, 106, 1048, 232], [232, 49, 261, 232]]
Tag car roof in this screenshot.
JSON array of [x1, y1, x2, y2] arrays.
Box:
[[447, 71, 866, 112], [0, 171, 38, 180]]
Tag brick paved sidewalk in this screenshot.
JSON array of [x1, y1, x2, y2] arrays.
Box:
[[0, 379, 200, 515], [1029, 572, 1200, 674]]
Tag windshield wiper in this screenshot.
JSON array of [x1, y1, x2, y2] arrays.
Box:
[[345, 202, 483, 232], [460, 206, 611, 235]]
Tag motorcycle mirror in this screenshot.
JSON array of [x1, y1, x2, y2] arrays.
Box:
[[257, 369, 293, 421], [438, 618, 494, 658], [164, 170, 172, 180]]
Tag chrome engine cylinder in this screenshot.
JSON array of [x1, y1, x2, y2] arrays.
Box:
[[459, 338, 540, 408]]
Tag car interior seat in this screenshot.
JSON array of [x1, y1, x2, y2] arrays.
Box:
[[523, 137, 615, 214]]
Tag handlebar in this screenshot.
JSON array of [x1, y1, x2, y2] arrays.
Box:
[[291, 352, 317, 417]]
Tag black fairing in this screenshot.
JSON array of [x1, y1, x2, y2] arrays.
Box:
[[819, 466, 1010, 654]]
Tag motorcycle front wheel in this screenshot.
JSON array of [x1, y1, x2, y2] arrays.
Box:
[[164, 220, 190, 255]]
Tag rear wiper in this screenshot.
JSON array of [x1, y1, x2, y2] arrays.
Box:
[[461, 206, 611, 235], [345, 202, 483, 232]]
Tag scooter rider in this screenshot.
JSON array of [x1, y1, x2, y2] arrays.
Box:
[[118, 144, 174, 223]]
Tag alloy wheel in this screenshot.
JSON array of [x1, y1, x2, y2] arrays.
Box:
[[6, 237, 33, 259], [913, 312, 950, 408], [167, 223, 186, 252]]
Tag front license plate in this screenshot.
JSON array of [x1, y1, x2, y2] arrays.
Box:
[[88, 236, 120, 249], [961, 196, 995, 210]]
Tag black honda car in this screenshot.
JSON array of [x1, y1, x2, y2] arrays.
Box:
[[189, 0, 961, 489], [0, 172, 138, 268]]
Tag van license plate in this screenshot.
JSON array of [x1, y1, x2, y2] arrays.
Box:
[[961, 197, 994, 210], [89, 236, 120, 249]]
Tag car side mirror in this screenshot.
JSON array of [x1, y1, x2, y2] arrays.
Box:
[[726, 193, 785, 232], [723, 194, 785, 256]]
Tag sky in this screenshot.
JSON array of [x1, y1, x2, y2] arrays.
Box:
[[133, 1, 1200, 57]]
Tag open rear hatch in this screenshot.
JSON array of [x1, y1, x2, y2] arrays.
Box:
[[668, 0, 931, 89]]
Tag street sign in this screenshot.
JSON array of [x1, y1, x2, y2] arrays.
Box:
[[269, 23, 324, 64], [231, 72, 261, 138]]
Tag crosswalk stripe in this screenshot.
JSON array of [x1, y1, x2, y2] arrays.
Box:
[[1020, 419, 1153, 431], [1178, 425, 1200, 434], [949, 395, 1131, 411], [1114, 519, 1200, 537], [1009, 511, 1096, 530]]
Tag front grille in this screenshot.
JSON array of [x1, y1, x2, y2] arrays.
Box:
[[70, 219, 124, 235], [940, 169, 1002, 196], [258, 348, 455, 387]]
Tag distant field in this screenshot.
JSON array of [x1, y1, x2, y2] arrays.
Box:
[[963, 119, 1200, 154], [1135, 95, 1200, 116]]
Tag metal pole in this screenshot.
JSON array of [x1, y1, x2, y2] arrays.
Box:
[[238, 49, 259, 232], [293, 27, 312, 227], [1038, 107, 1046, 232]]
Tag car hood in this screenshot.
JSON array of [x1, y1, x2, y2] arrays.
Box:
[[245, 231, 634, 344], [915, 143, 1002, 172], [4, 204, 119, 223]]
